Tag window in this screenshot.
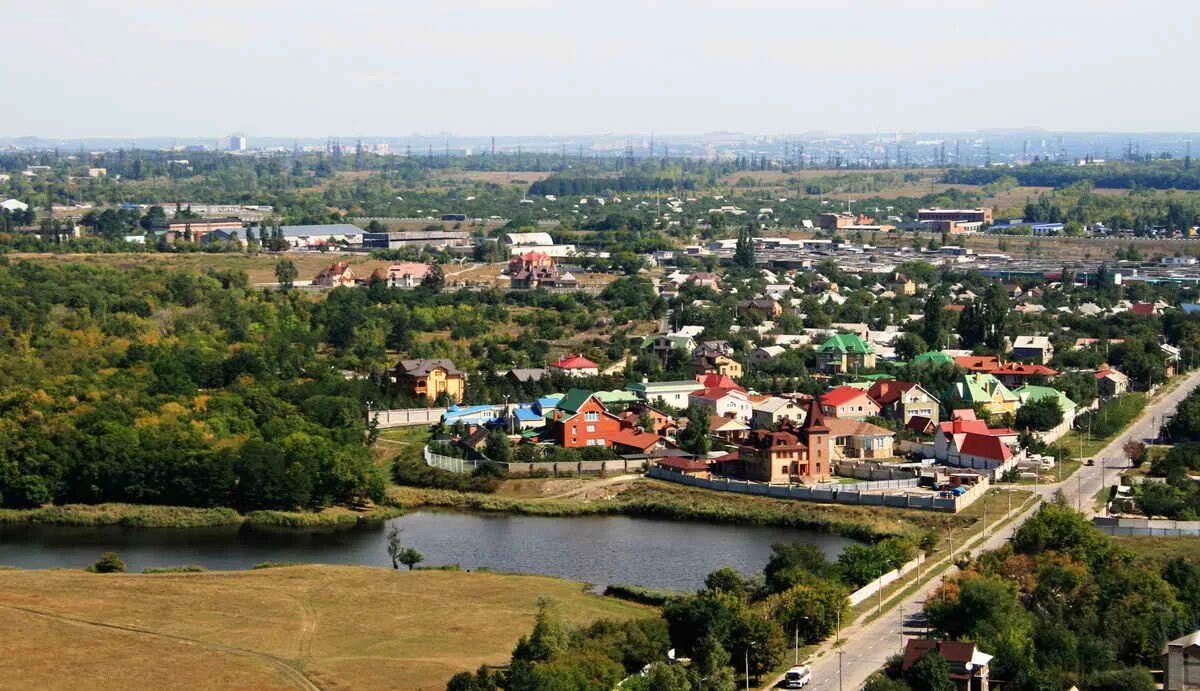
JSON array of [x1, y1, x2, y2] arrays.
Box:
[[780, 465, 788, 475], [586, 425, 596, 433], [585, 412, 599, 422]]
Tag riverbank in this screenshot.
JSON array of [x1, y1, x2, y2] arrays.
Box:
[[0, 503, 403, 530], [0, 564, 651, 690], [387, 477, 988, 543]]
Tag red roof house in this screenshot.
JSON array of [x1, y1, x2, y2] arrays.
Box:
[[549, 354, 600, 378], [819, 386, 881, 419]]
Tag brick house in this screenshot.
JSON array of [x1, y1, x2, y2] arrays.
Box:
[[733, 399, 832, 483], [394, 358, 466, 403], [548, 389, 622, 448]]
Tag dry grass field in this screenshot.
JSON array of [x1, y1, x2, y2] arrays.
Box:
[[0, 565, 650, 691], [11, 252, 393, 285], [438, 171, 555, 186]]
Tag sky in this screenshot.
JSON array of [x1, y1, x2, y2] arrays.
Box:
[[2, 0, 1197, 138]]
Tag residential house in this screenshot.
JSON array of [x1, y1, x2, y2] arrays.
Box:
[[989, 363, 1057, 389], [751, 396, 808, 429], [868, 380, 940, 426], [608, 427, 664, 454], [509, 252, 576, 289], [732, 399, 832, 483], [382, 262, 432, 288], [689, 386, 752, 421], [1094, 369, 1129, 398], [313, 261, 358, 288], [644, 333, 698, 363], [738, 298, 783, 320], [953, 355, 1001, 373], [506, 368, 548, 385], [888, 273, 917, 296], [695, 372, 746, 392], [548, 389, 622, 448], [709, 415, 750, 441], [820, 386, 882, 419], [685, 272, 720, 290], [911, 351, 957, 367], [824, 417, 895, 460], [1163, 629, 1200, 691], [694, 352, 744, 379], [1013, 385, 1077, 424], [1010, 335, 1054, 364], [816, 334, 877, 374], [750, 345, 786, 365], [394, 358, 466, 403], [548, 354, 600, 378], [902, 639, 992, 691], [626, 379, 705, 409], [935, 417, 1018, 470], [943, 373, 1019, 417]]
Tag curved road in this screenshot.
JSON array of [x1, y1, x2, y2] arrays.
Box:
[[782, 370, 1200, 691]]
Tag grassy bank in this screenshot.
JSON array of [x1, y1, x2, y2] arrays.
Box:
[[387, 478, 1001, 543], [0, 564, 650, 690], [0, 503, 402, 530]]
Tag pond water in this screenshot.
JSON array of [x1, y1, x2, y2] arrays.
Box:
[[0, 510, 856, 591]]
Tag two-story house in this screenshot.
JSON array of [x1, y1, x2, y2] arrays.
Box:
[[819, 386, 881, 420], [394, 358, 466, 403], [548, 389, 623, 448], [816, 334, 877, 374], [867, 380, 940, 426]]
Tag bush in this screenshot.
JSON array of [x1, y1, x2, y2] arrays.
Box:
[[142, 565, 207, 574], [392, 458, 502, 494], [603, 583, 684, 606], [88, 552, 126, 573]]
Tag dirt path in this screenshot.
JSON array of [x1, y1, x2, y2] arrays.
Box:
[[538, 474, 641, 500], [0, 602, 322, 691]]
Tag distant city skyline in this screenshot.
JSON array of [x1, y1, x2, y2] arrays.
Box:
[[3, 0, 1197, 137]]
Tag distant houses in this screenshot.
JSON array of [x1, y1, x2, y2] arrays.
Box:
[[816, 334, 877, 374]]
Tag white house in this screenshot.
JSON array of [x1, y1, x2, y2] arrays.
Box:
[[751, 396, 808, 429], [689, 387, 752, 421], [750, 345, 786, 365], [625, 379, 704, 409], [1, 199, 29, 213]]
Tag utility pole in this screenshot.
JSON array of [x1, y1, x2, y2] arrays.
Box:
[[838, 650, 845, 691], [899, 605, 905, 652]]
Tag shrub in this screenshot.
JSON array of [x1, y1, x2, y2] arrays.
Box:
[[88, 552, 126, 573]]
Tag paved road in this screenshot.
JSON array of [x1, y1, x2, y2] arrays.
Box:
[[783, 370, 1200, 691]]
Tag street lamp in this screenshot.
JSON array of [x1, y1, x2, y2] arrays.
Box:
[[744, 640, 758, 691]]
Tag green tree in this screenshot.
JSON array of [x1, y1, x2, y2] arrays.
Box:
[[422, 263, 445, 292], [733, 224, 756, 269], [398, 547, 424, 570], [903, 651, 954, 691], [485, 429, 513, 462], [704, 567, 748, 599], [677, 405, 712, 455], [1015, 397, 1064, 432], [274, 259, 298, 290]]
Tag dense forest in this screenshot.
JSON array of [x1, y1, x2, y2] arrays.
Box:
[[945, 160, 1200, 191], [0, 259, 386, 510]]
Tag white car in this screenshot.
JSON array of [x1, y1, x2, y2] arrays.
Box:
[[782, 665, 812, 688]]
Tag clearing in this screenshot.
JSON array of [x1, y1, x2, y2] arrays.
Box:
[[0, 564, 650, 691]]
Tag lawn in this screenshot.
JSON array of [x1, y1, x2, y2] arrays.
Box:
[[11, 251, 391, 285], [1111, 535, 1200, 564], [0, 565, 651, 691]]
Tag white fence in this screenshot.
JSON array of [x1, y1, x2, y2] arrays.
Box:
[[834, 461, 920, 482], [848, 552, 927, 607], [1093, 516, 1200, 537], [372, 408, 447, 429], [646, 465, 987, 513]]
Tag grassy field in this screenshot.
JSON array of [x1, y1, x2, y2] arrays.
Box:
[[10, 251, 393, 285], [0, 565, 650, 691], [1111, 535, 1200, 563]]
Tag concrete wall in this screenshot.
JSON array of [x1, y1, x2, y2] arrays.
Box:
[[848, 553, 927, 607], [835, 461, 920, 481], [646, 465, 976, 512], [1093, 516, 1200, 537], [372, 408, 446, 428], [423, 446, 645, 476]]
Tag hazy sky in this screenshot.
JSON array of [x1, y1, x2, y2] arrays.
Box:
[[2, 0, 1196, 138]]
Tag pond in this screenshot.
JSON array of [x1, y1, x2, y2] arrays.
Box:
[[0, 510, 856, 591]]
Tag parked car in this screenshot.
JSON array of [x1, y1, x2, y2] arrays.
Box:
[[782, 665, 812, 688], [1085, 459, 1095, 466]]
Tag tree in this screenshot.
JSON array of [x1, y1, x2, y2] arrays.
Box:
[[1015, 397, 1063, 432], [903, 651, 954, 691], [275, 259, 298, 290], [512, 599, 568, 662], [484, 429, 512, 463], [733, 224, 756, 269], [1123, 440, 1147, 468], [398, 547, 424, 570], [704, 567, 748, 599], [89, 552, 126, 573], [921, 290, 947, 348], [422, 263, 445, 293], [386, 525, 404, 569], [766, 580, 849, 643], [677, 405, 712, 455]]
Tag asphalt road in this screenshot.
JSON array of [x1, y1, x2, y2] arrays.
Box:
[[777, 370, 1200, 691]]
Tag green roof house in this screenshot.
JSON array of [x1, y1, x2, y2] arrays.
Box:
[[1014, 385, 1077, 421], [944, 373, 1019, 416], [817, 334, 877, 374], [910, 351, 956, 366]]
